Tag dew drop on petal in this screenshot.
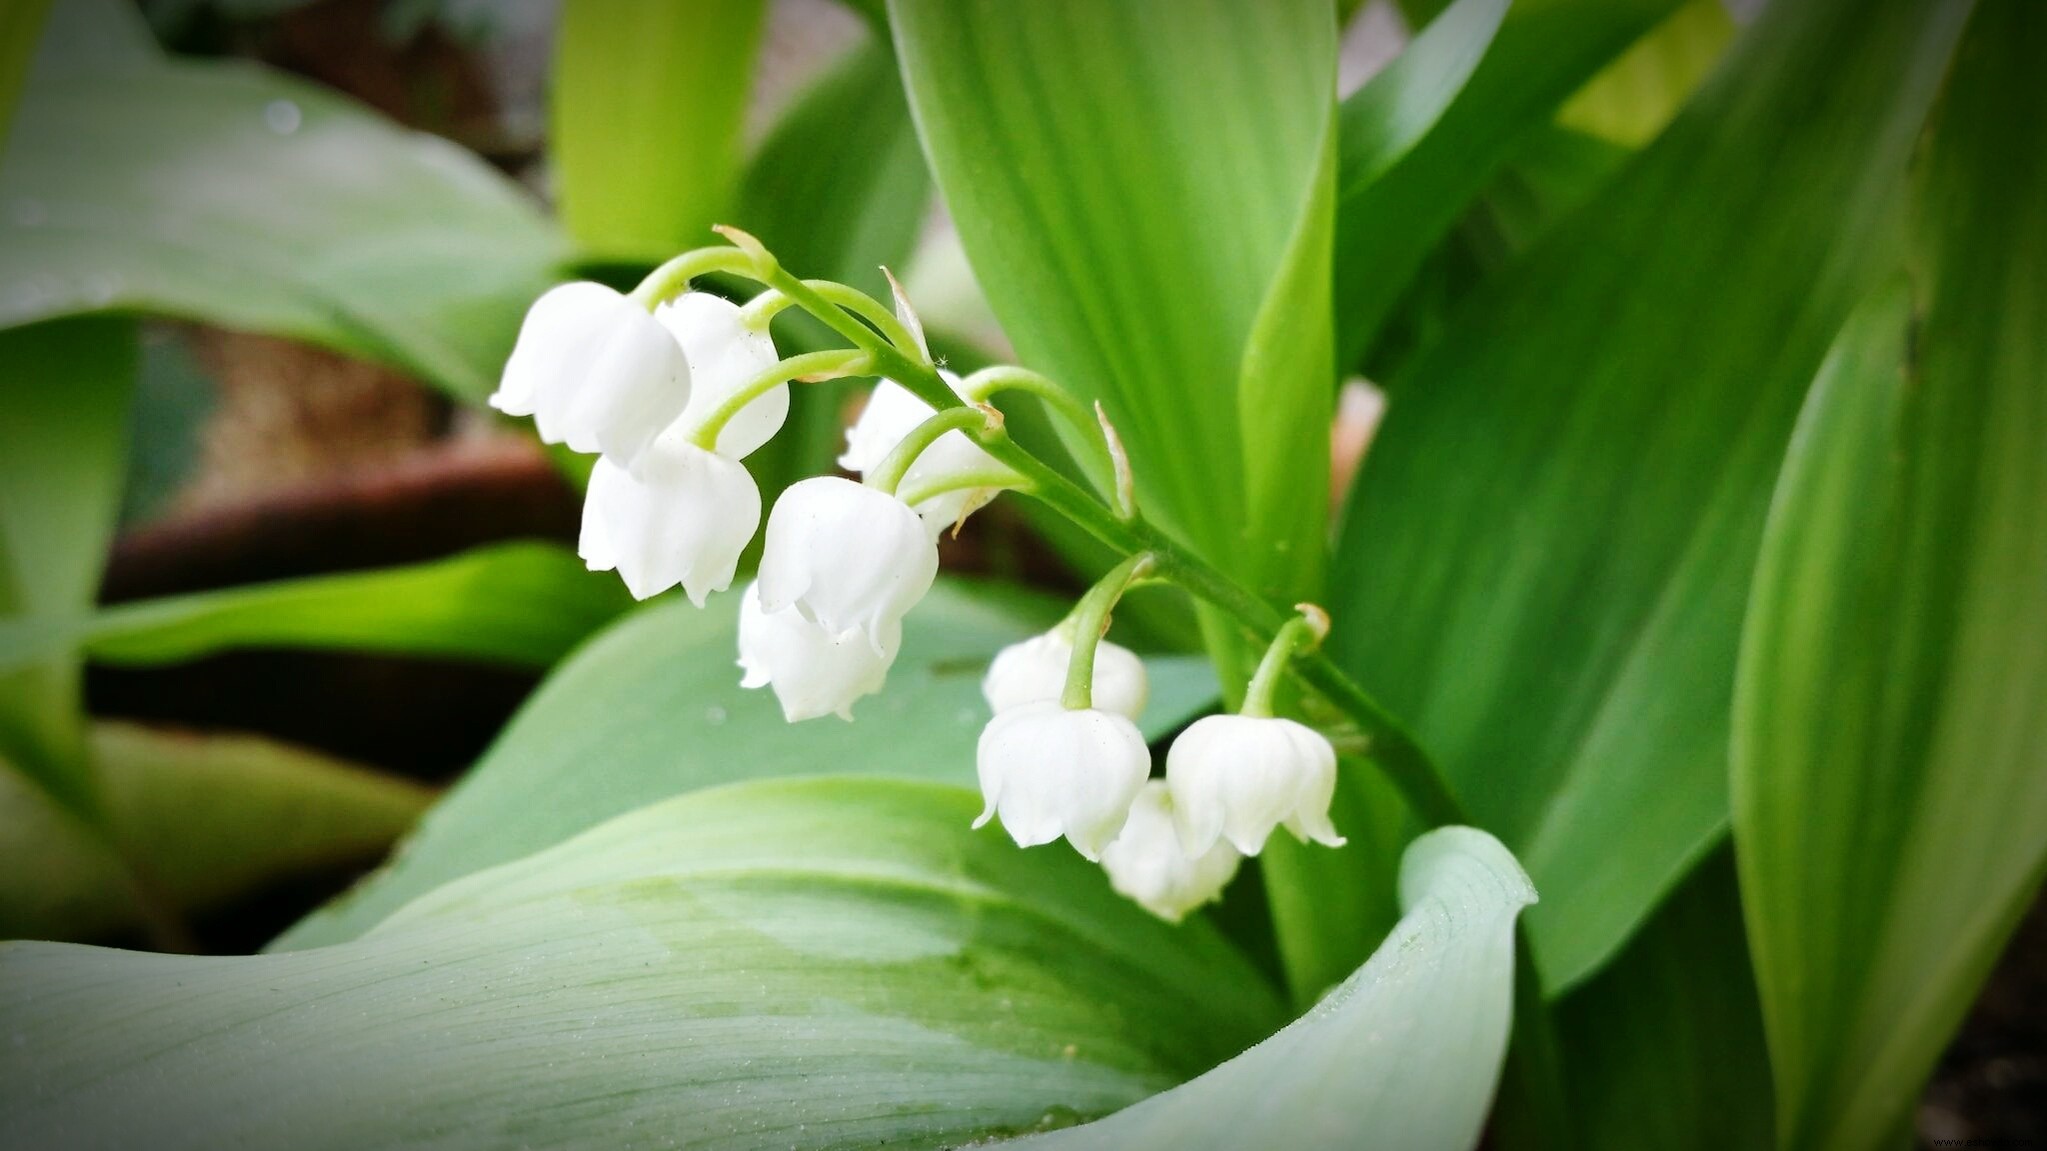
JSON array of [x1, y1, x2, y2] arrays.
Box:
[[264, 99, 303, 135]]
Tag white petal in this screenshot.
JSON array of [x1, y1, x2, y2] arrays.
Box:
[[492, 282, 619, 417], [757, 476, 937, 648], [982, 631, 1149, 720], [513, 284, 690, 470], [580, 429, 759, 605], [1165, 714, 1344, 856], [1101, 781, 1241, 922], [975, 701, 1150, 860], [737, 582, 899, 722], [658, 293, 788, 459], [838, 373, 1014, 531]]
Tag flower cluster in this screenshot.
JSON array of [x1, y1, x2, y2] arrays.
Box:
[[492, 245, 1346, 923]]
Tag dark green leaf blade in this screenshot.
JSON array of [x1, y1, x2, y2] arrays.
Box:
[[994, 827, 1535, 1150], [1, 778, 1284, 1150], [1733, 8, 2047, 1142], [1328, 0, 1974, 991], [273, 583, 1219, 949]]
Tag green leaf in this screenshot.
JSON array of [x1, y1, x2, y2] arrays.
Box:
[[1552, 849, 1773, 1151], [994, 827, 1535, 1150], [1553, 0, 1734, 149], [3, 723, 431, 942], [1, 778, 1283, 1149], [0, 542, 633, 674], [274, 582, 1219, 950], [0, 0, 48, 134], [1732, 6, 2047, 1140], [551, 0, 765, 263], [0, 6, 567, 400], [1328, 0, 1975, 992], [0, 315, 134, 812], [1334, 0, 1684, 369], [888, 0, 1336, 603]]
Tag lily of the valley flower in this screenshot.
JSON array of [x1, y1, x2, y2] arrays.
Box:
[[1101, 781, 1241, 922], [974, 700, 1150, 860], [580, 425, 759, 604], [982, 630, 1149, 720], [840, 372, 1012, 533], [757, 476, 937, 650], [1166, 714, 1345, 856], [737, 582, 898, 721], [659, 291, 787, 459], [491, 282, 689, 469]]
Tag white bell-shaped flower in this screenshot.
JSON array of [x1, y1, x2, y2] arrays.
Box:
[[839, 372, 1012, 533], [579, 424, 759, 605], [491, 281, 690, 469], [756, 476, 938, 651], [658, 292, 787, 459], [974, 700, 1150, 860], [737, 582, 898, 721], [1166, 714, 1346, 856], [982, 630, 1149, 720], [1101, 781, 1241, 922]]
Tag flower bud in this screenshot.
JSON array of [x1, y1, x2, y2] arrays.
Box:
[[491, 282, 690, 469], [658, 292, 787, 459], [579, 426, 760, 605], [737, 582, 898, 722], [1165, 714, 1345, 856], [1100, 781, 1241, 922], [756, 477, 938, 651], [982, 630, 1149, 720], [839, 372, 1011, 533], [974, 701, 1150, 860]]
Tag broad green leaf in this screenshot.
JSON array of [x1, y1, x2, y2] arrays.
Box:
[[996, 827, 1535, 1150], [551, 0, 764, 263], [1, 778, 1283, 1149], [3, 723, 430, 942], [274, 582, 1219, 949], [0, 542, 632, 674], [0, 315, 133, 812], [0, 0, 48, 133], [0, 3, 566, 400], [1552, 850, 1773, 1151], [1334, 0, 1683, 369], [1733, 7, 2047, 1140], [1329, 0, 1974, 991], [888, 0, 1336, 604], [1337, 0, 1507, 198]]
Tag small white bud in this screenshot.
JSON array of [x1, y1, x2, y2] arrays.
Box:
[[839, 372, 1012, 533], [974, 700, 1150, 860], [1165, 714, 1346, 856], [1101, 781, 1241, 922], [756, 476, 938, 651], [657, 292, 787, 459], [579, 426, 759, 605], [982, 630, 1149, 720], [737, 582, 898, 721], [491, 282, 689, 469]]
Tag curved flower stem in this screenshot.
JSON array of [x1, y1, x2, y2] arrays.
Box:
[[688, 349, 872, 451], [631, 248, 763, 309], [895, 468, 1031, 512], [1242, 606, 1330, 719], [865, 407, 1000, 495], [959, 366, 1115, 497], [1061, 551, 1156, 710], [741, 281, 915, 349], [677, 241, 1466, 827]]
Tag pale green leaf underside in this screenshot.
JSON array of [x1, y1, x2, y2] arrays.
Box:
[[0, 542, 633, 675], [0, 778, 1283, 1150], [274, 583, 1219, 950], [1, 2, 566, 400], [1329, 0, 1974, 990], [998, 826, 1535, 1151]]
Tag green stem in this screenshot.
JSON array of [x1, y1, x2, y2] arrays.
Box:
[[895, 468, 1031, 512], [1243, 611, 1324, 719], [742, 281, 914, 349], [865, 407, 995, 494], [700, 242, 1466, 827], [1061, 551, 1156, 710], [688, 349, 871, 451], [961, 366, 1116, 498], [630, 248, 762, 309]]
